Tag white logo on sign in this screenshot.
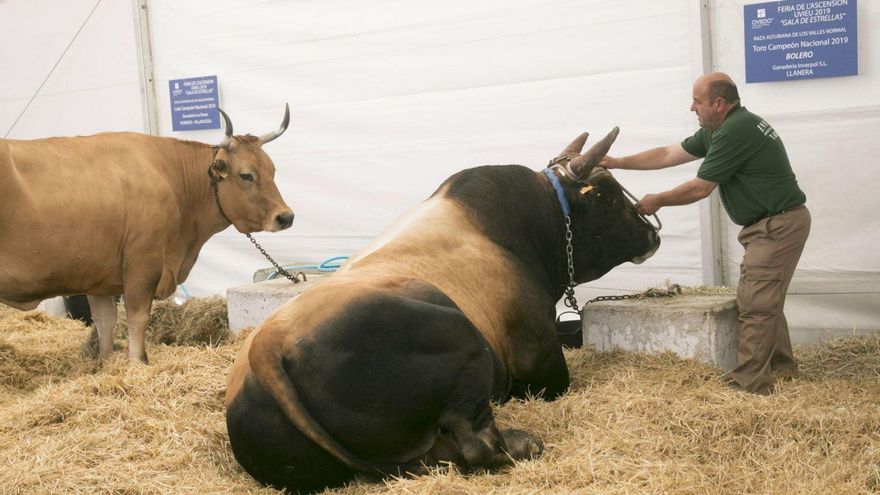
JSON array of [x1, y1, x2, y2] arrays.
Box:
[[757, 8, 766, 18]]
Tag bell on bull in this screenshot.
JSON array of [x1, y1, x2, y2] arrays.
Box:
[[225, 128, 660, 493], [0, 104, 295, 363]]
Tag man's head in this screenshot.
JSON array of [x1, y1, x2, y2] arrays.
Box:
[[690, 72, 740, 130]]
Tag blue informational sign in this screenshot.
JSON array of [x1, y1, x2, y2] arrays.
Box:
[[169, 75, 220, 131], [744, 0, 857, 83]]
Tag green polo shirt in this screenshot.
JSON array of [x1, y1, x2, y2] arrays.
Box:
[[682, 104, 806, 226]]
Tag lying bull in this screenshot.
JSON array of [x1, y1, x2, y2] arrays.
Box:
[[225, 128, 660, 493], [0, 106, 294, 363]]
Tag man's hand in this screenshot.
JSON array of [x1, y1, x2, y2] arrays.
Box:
[[635, 194, 662, 215], [598, 155, 620, 169]]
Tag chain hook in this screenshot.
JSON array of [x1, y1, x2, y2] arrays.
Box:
[[247, 234, 307, 284]]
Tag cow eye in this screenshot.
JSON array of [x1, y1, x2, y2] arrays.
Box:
[[239, 173, 254, 182]]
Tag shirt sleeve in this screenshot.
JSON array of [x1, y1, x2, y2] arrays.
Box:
[[681, 128, 708, 158], [696, 131, 757, 184]]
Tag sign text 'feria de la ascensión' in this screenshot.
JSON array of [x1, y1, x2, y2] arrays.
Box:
[[744, 0, 857, 83]]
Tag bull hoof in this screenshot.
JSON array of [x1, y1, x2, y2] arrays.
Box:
[[501, 429, 543, 461]]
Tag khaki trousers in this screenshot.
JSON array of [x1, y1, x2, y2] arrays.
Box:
[[730, 205, 811, 394]]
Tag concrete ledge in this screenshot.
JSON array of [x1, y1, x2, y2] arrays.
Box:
[[582, 294, 739, 370], [226, 273, 331, 333], [37, 296, 67, 317]]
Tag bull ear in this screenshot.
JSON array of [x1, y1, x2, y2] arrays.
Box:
[[218, 108, 234, 149], [559, 132, 589, 157], [259, 103, 291, 145], [569, 126, 620, 178]]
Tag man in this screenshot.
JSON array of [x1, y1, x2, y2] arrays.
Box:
[[600, 72, 810, 395]]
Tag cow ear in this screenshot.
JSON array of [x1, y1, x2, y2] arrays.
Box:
[[569, 127, 619, 178], [209, 159, 229, 182]]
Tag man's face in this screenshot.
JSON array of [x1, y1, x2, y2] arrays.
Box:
[[690, 83, 722, 130]]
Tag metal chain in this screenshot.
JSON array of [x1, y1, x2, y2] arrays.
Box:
[[584, 283, 682, 306], [208, 149, 304, 285], [562, 215, 580, 313], [246, 234, 307, 284]]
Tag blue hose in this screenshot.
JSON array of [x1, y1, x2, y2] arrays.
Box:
[[266, 256, 349, 281]]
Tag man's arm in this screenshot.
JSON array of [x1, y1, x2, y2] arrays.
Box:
[[635, 178, 717, 215], [600, 144, 698, 170]]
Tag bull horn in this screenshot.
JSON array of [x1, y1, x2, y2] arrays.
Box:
[[569, 126, 620, 177], [559, 132, 589, 157], [218, 108, 234, 149], [259, 103, 291, 145]]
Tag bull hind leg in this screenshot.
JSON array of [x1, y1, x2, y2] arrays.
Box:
[[436, 349, 543, 470]]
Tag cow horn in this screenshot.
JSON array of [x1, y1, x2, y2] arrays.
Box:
[[569, 126, 620, 177], [218, 108, 234, 149], [559, 132, 589, 156], [259, 103, 291, 145]]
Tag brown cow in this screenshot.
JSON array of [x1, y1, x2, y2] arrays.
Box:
[[225, 128, 661, 493], [0, 106, 294, 363]]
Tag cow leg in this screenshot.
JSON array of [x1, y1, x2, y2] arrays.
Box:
[[122, 270, 160, 363], [87, 295, 118, 360]]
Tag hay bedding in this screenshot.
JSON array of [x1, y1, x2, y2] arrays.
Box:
[[0, 301, 878, 495]]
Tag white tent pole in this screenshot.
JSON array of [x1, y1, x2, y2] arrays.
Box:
[[132, 0, 159, 135], [690, 0, 726, 286]]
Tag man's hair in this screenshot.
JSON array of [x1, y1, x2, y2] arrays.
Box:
[[708, 80, 740, 104]]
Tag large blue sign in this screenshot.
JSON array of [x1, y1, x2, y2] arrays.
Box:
[[744, 0, 857, 83], [169, 75, 220, 131]]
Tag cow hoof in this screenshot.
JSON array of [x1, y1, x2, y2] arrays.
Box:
[[129, 352, 149, 364], [501, 429, 543, 461]]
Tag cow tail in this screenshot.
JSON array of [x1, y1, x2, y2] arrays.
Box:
[[248, 328, 398, 475]]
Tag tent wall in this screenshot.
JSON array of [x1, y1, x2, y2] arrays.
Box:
[[0, 0, 144, 138], [146, 0, 706, 301], [1, 0, 877, 340]]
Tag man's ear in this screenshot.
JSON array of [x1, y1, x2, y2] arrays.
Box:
[[209, 159, 229, 182]]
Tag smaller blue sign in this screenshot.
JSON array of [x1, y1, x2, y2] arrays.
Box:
[[169, 75, 220, 131], [744, 0, 858, 83]]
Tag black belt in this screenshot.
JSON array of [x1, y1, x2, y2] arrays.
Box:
[[749, 204, 806, 226]]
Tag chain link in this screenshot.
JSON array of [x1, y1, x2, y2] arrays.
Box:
[[584, 283, 682, 306], [562, 215, 580, 313], [246, 234, 307, 284]]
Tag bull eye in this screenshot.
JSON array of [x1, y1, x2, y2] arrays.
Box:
[[239, 173, 254, 182]]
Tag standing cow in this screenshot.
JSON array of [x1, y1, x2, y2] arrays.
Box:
[[0, 106, 294, 363], [225, 128, 661, 493]]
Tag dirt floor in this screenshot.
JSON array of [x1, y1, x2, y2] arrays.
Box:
[[0, 300, 877, 495]]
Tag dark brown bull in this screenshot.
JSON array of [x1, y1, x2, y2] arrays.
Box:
[[0, 106, 294, 363], [225, 128, 660, 493]]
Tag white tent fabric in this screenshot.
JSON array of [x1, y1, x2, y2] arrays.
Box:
[[2, 0, 877, 340], [148, 0, 705, 297], [0, 0, 143, 138]]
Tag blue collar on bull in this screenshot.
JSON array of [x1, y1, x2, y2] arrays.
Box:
[[541, 166, 582, 316], [542, 167, 571, 216]]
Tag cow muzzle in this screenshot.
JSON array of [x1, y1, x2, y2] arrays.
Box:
[[262, 208, 294, 232], [275, 210, 295, 230]]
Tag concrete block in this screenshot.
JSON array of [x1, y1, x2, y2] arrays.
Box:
[[226, 273, 331, 333], [37, 296, 67, 317], [582, 294, 739, 370]]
